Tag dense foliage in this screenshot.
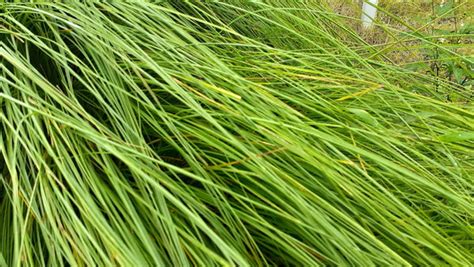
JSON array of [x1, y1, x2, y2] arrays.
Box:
[[1, 1, 473, 266]]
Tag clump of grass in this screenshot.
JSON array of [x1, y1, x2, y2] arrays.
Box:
[[1, 1, 473, 266]]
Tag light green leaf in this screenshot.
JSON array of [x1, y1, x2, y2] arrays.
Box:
[[439, 132, 474, 142], [347, 108, 379, 127]]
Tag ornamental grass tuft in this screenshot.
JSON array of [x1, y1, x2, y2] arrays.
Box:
[[1, 1, 473, 266]]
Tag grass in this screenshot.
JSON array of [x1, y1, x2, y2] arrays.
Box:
[[1, 1, 473, 266]]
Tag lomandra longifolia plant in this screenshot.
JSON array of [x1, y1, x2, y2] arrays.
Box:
[[1, 1, 473, 266]]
